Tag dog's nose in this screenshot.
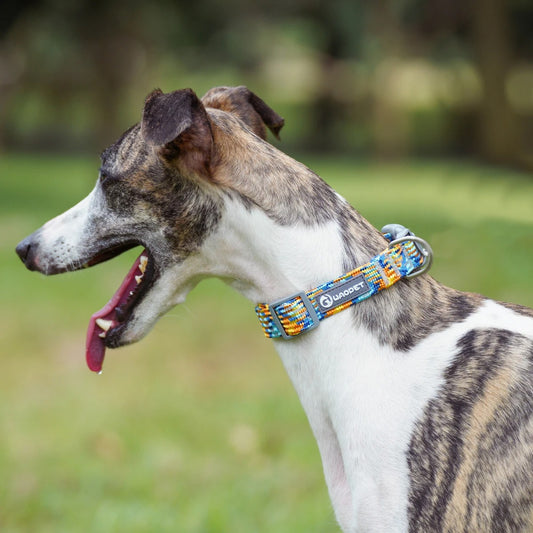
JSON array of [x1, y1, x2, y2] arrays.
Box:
[[15, 237, 39, 271]]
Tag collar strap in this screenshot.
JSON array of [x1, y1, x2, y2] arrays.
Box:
[[255, 227, 432, 339]]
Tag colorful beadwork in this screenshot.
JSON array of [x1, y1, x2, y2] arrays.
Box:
[[255, 233, 427, 339]]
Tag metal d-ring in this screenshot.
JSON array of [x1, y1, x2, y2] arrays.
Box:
[[388, 235, 433, 279]]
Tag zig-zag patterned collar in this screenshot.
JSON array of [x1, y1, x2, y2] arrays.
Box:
[[255, 225, 432, 339]]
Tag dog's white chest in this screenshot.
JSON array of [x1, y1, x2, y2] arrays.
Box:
[[274, 313, 460, 531]]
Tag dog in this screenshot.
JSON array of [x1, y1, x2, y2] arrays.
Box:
[[16, 86, 533, 532]]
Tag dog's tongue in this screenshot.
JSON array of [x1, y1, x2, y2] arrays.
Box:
[[86, 252, 146, 373]]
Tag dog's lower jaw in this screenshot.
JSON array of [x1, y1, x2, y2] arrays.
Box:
[[109, 269, 201, 348]]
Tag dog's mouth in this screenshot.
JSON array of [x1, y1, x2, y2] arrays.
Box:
[[85, 246, 157, 373]]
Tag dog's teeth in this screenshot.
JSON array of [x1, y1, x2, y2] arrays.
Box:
[[96, 318, 113, 332], [139, 256, 148, 273], [135, 275, 143, 284], [98, 331, 106, 338]]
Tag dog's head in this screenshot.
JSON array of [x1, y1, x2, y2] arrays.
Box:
[[15, 86, 284, 372]]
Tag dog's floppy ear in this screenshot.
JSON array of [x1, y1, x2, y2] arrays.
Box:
[[201, 86, 284, 140], [141, 88, 212, 177]]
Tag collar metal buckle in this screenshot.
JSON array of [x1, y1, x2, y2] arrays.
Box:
[[388, 235, 433, 279], [268, 292, 320, 339]]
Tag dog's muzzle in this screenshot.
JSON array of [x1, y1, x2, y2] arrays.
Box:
[[15, 235, 41, 272]]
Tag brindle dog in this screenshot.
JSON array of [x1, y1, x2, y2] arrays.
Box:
[[16, 86, 533, 532]]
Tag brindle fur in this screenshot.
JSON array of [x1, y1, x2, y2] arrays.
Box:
[[16, 86, 533, 531], [408, 329, 533, 532], [99, 121, 222, 266]]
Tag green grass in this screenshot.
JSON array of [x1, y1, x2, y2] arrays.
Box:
[[1, 153, 532, 532]]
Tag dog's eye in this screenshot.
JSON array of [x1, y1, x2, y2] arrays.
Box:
[[99, 169, 115, 185]]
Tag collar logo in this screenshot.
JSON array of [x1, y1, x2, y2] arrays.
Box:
[[319, 294, 334, 309], [316, 275, 371, 313]]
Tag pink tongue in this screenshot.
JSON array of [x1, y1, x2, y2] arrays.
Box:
[[86, 251, 147, 373]]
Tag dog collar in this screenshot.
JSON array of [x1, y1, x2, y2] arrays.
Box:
[[255, 225, 432, 339]]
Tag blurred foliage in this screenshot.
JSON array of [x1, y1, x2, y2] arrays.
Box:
[[0, 0, 533, 169]]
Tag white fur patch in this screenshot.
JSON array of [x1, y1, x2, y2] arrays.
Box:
[[199, 199, 348, 302], [38, 186, 102, 273]]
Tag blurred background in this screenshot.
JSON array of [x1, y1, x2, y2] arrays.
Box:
[[2, 0, 533, 165], [1, 1, 532, 532]]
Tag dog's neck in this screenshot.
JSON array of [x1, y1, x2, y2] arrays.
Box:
[[205, 117, 390, 307], [210, 200, 353, 303], [196, 134, 462, 356], [199, 174, 413, 530]]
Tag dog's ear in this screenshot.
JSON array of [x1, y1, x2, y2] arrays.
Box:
[[201, 86, 284, 140], [141, 88, 213, 177]]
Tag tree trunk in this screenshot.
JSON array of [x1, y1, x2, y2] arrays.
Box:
[[369, 0, 409, 159], [472, 0, 520, 165]]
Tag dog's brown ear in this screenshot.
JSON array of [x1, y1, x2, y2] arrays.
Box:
[[201, 86, 284, 140], [141, 88, 212, 177]]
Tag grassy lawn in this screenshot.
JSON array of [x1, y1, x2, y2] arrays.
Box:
[[1, 153, 532, 532]]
